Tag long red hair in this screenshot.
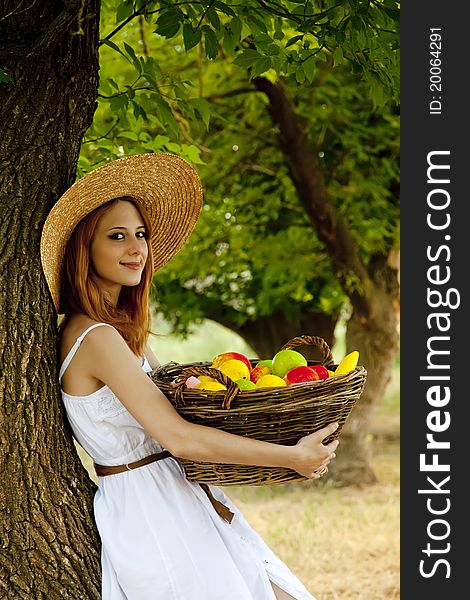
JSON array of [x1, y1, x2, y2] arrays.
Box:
[[58, 197, 156, 356]]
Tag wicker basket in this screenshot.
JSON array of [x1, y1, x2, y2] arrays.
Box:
[[150, 335, 367, 486]]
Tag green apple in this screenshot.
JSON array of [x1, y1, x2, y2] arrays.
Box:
[[235, 378, 257, 391], [256, 359, 273, 368], [272, 349, 307, 378]]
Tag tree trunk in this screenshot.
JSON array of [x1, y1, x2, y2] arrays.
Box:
[[328, 253, 400, 484], [0, 2, 101, 597], [253, 75, 400, 485]]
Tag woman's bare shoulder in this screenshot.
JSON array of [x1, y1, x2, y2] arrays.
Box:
[[59, 315, 113, 362]]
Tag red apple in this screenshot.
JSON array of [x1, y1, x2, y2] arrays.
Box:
[[308, 365, 329, 380], [250, 364, 272, 383], [212, 351, 252, 373], [284, 366, 320, 385]]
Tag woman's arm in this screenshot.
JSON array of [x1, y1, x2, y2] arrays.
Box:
[[144, 341, 160, 369], [82, 327, 338, 478]]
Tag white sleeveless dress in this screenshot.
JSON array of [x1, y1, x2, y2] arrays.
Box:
[[60, 323, 317, 600]]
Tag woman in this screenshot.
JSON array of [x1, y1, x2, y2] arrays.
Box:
[[40, 153, 338, 600]]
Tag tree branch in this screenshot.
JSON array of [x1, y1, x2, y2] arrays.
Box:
[[204, 86, 259, 102], [100, 0, 156, 45], [252, 75, 372, 316]]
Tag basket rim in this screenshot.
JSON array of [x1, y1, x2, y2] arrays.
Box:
[[150, 362, 367, 413]]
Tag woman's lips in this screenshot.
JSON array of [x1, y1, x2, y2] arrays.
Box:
[[120, 263, 141, 270]]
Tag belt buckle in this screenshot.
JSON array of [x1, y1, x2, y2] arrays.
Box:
[[125, 463, 132, 471]]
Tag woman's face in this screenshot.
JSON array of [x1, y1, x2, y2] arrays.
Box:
[[90, 200, 149, 305]]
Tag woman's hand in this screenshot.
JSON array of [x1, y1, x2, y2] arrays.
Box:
[[291, 422, 340, 479]]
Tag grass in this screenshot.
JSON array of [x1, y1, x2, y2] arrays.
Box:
[[75, 318, 400, 599]]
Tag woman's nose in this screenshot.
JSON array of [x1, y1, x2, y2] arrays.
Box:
[[126, 236, 147, 255]]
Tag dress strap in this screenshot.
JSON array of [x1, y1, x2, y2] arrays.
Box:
[[59, 323, 118, 382]]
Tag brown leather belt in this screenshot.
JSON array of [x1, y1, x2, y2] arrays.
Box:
[[94, 451, 234, 524], [94, 451, 172, 476]]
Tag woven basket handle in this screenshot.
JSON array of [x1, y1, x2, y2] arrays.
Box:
[[172, 366, 239, 410], [280, 335, 335, 369]]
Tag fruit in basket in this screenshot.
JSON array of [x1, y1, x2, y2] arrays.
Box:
[[272, 349, 307, 378], [185, 376, 202, 388], [284, 366, 320, 385], [212, 351, 252, 373], [256, 359, 273, 368], [327, 369, 336, 377], [235, 378, 257, 391], [196, 381, 227, 391], [219, 359, 250, 381], [309, 365, 329, 380], [335, 351, 359, 375], [255, 374, 287, 388], [250, 364, 272, 383], [198, 375, 219, 384]]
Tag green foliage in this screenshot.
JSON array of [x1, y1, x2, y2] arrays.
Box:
[[78, 0, 399, 335]]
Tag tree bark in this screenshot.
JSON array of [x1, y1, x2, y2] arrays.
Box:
[[253, 76, 400, 485], [0, 2, 101, 597]]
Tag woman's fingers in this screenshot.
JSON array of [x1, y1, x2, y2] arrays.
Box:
[[315, 422, 339, 442]]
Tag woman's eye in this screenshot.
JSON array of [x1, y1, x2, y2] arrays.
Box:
[[109, 232, 147, 240]]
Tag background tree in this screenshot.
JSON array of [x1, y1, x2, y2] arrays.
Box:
[[83, 3, 399, 482], [0, 0, 399, 595]]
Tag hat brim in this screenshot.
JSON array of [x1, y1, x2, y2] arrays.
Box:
[[40, 153, 203, 313]]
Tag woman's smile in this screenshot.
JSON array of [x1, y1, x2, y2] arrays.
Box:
[[120, 261, 143, 270]]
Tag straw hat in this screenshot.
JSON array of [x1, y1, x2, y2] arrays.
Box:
[[40, 153, 203, 313]]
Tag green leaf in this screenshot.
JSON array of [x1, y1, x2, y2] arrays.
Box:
[[107, 78, 120, 91], [384, 8, 400, 21], [101, 39, 128, 62], [183, 23, 202, 51], [155, 10, 183, 39], [293, 4, 314, 17], [286, 35, 304, 48], [333, 46, 344, 66], [154, 95, 179, 136], [272, 56, 283, 75], [273, 30, 284, 41], [214, 1, 236, 17], [251, 57, 272, 78], [335, 29, 345, 44], [233, 49, 261, 69], [190, 97, 211, 131], [142, 70, 159, 90], [109, 94, 128, 113], [298, 19, 315, 33], [118, 130, 139, 141], [202, 26, 219, 60], [266, 44, 280, 57], [116, 1, 133, 23], [123, 42, 142, 74], [207, 8, 221, 31], [295, 65, 305, 84], [131, 100, 147, 121], [303, 56, 316, 82], [223, 17, 242, 54]]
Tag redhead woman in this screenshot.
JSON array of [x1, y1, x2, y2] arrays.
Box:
[[40, 153, 338, 600]]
